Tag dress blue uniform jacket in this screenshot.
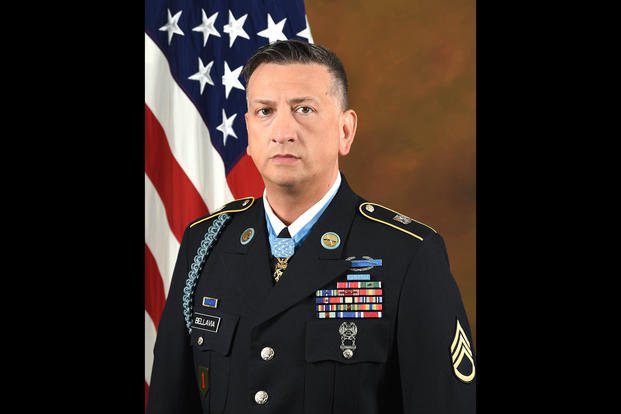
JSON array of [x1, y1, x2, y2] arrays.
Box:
[[146, 176, 476, 413]]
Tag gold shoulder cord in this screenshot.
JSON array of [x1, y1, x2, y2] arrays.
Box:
[[358, 202, 431, 241], [190, 197, 255, 228]]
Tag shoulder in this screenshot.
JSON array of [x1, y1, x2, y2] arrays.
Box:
[[187, 196, 256, 230], [357, 201, 437, 242]]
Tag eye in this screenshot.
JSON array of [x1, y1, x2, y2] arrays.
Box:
[[295, 106, 314, 114], [256, 107, 272, 117]]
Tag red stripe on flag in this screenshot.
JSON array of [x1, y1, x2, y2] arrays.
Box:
[[226, 153, 264, 199], [145, 104, 209, 241], [145, 243, 166, 330], [145, 381, 149, 413]]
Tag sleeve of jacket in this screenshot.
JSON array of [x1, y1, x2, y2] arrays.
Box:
[[146, 227, 202, 414], [397, 232, 476, 413]]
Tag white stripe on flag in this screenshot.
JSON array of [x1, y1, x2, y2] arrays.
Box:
[[145, 309, 157, 385], [145, 33, 234, 212], [145, 173, 180, 296]]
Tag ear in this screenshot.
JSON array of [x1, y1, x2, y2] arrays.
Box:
[[338, 109, 357, 156]]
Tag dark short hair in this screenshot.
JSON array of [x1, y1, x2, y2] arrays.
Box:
[[242, 40, 349, 109]]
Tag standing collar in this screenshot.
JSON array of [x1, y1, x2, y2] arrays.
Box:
[[263, 172, 342, 243]]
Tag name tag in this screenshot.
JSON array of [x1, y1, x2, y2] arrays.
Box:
[[192, 312, 221, 333]]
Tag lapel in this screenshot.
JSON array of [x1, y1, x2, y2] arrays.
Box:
[[219, 201, 273, 313], [251, 176, 361, 327]]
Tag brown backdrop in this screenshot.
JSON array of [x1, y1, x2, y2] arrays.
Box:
[[305, 0, 476, 342]]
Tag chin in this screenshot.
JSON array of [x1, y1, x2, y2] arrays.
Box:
[[264, 173, 303, 190], [271, 178, 298, 189], [261, 167, 298, 185]]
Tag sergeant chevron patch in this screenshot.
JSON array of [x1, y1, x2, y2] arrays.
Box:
[[450, 319, 475, 383]]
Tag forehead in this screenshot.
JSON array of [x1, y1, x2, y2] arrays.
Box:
[[247, 63, 333, 95]]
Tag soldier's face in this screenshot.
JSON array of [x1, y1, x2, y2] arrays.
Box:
[[245, 63, 356, 193]]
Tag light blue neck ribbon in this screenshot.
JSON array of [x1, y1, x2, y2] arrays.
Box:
[[265, 190, 338, 258]]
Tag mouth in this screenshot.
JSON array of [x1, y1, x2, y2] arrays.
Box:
[[271, 154, 300, 161]]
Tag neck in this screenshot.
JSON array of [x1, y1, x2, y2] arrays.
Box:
[[265, 174, 337, 225]]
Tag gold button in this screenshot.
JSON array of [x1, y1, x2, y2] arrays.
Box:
[[260, 347, 275, 361], [197, 336, 203, 345], [365, 204, 375, 212], [343, 349, 354, 359], [254, 390, 269, 405]]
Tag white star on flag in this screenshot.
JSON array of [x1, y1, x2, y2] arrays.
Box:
[[257, 14, 288, 44], [222, 61, 245, 99], [297, 15, 314, 43], [158, 9, 184, 45], [223, 10, 249, 47], [192, 10, 221, 47], [216, 109, 238, 146], [188, 58, 215, 94]]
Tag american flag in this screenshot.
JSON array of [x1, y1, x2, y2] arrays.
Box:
[[144, 0, 313, 406]]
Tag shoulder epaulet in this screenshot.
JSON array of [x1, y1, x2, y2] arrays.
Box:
[[358, 201, 437, 241], [189, 196, 255, 228]]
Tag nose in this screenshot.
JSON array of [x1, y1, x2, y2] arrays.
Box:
[[271, 110, 296, 144]]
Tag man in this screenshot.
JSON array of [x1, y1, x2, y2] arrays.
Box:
[[147, 40, 475, 413]]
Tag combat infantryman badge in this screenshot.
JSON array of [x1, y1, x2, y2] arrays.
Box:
[[339, 321, 358, 359], [450, 319, 475, 383], [346, 256, 383, 271]]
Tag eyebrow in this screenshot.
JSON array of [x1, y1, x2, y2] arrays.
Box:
[[250, 97, 319, 106]]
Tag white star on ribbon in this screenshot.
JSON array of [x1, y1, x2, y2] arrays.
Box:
[[223, 10, 249, 47], [272, 238, 294, 258], [192, 10, 220, 47], [222, 61, 245, 99], [158, 9, 184, 45], [188, 58, 214, 94], [296, 15, 314, 44], [257, 14, 288, 44], [216, 109, 238, 146]]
